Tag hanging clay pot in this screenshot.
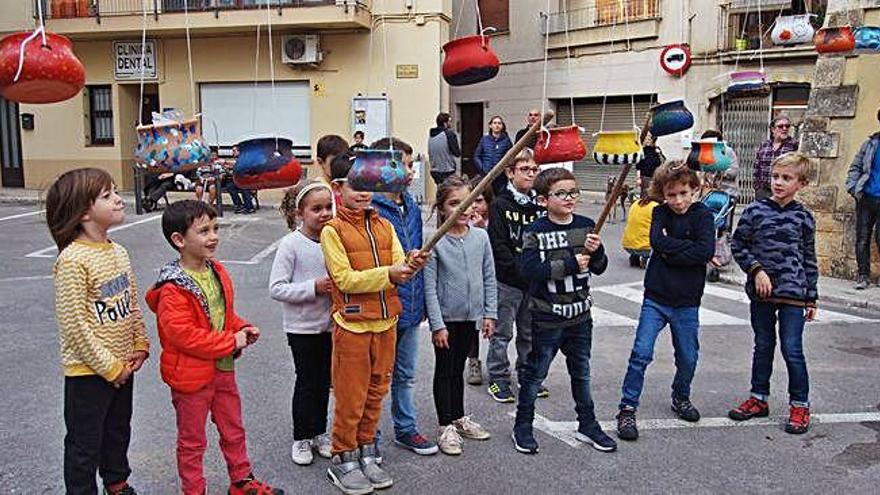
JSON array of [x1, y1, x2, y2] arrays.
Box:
[[592, 130, 642, 165], [233, 137, 303, 190], [854, 26, 880, 54], [649, 100, 694, 137], [135, 118, 211, 174], [814, 26, 855, 54], [348, 149, 408, 193], [534, 126, 587, 164], [687, 140, 732, 173], [771, 14, 815, 46], [442, 35, 500, 86], [0, 31, 85, 104], [727, 70, 769, 94]]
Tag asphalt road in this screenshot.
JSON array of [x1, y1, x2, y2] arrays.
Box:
[[1, 200, 878, 494]]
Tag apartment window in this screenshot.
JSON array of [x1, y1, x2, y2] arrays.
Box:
[[727, 0, 826, 50], [595, 0, 660, 26], [87, 85, 114, 146], [478, 0, 509, 33]]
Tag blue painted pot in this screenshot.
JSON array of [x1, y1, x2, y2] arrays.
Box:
[[348, 149, 408, 193], [649, 100, 694, 137], [687, 140, 732, 173], [854, 26, 880, 53], [233, 137, 302, 190]]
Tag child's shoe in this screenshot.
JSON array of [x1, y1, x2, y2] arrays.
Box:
[[453, 416, 491, 440], [229, 473, 284, 495], [291, 439, 314, 465], [327, 451, 373, 495], [512, 424, 539, 454], [314, 433, 333, 459], [785, 405, 811, 434], [728, 397, 769, 421], [103, 481, 137, 495], [487, 382, 515, 403], [536, 385, 550, 399], [671, 397, 701, 422], [359, 443, 393, 489], [466, 358, 483, 385], [437, 424, 463, 455], [575, 424, 617, 452], [394, 431, 439, 455], [616, 406, 639, 441]]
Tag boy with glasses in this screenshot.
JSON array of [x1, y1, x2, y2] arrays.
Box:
[[486, 149, 546, 403], [753, 117, 798, 201]]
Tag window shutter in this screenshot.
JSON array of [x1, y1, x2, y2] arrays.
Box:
[[478, 0, 509, 33]]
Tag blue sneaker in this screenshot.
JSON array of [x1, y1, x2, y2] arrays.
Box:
[[394, 432, 439, 455], [512, 424, 539, 454], [487, 382, 515, 403], [575, 425, 617, 452]]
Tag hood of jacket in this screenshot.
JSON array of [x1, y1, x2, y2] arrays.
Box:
[[429, 126, 446, 138], [146, 259, 215, 326]]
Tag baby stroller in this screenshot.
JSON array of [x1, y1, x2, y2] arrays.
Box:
[[701, 189, 737, 282]]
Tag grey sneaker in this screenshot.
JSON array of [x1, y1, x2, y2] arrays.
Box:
[[327, 450, 373, 495], [359, 443, 393, 490], [855, 276, 870, 290], [314, 433, 332, 459], [466, 358, 483, 385]]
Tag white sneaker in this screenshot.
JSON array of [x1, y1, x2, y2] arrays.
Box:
[[314, 433, 332, 459], [453, 415, 491, 440], [291, 439, 314, 465], [437, 424, 463, 455]]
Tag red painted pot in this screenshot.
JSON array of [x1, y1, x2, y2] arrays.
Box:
[[442, 35, 500, 86], [814, 26, 855, 53], [0, 31, 86, 104], [534, 126, 587, 164], [233, 137, 303, 190]]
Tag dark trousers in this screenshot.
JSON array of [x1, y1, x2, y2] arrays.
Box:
[[225, 182, 255, 211], [288, 333, 332, 440], [430, 171, 454, 187], [64, 375, 133, 495], [433, 321, 478, 426], [855, 195, 880, 278], [749, 301, 809, 405], [515, 320, 597, 430]]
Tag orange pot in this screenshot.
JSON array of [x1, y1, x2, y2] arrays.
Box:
[[534, 126, 587, 164], [814, 26, 855, 53]]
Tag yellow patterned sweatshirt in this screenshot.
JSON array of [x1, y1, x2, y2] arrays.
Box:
[[54, 239, 150, 381]]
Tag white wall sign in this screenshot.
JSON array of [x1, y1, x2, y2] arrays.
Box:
[[113, 41, 157, 80]]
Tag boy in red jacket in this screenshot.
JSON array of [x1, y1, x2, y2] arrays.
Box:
[[146, 200, 283, 495]]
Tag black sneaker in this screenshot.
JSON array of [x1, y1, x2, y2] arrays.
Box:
[[575, 425, 617, 452], [616, 407, 638, 441], [512, 425, 539, 454], [671, 397, 701, 422], [855, 276, 870, 290]]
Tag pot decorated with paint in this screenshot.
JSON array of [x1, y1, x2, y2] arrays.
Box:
[[534, 125, 587, 164], [649, 100, 694, 137], [727, 70, 768, 94], [135, 119, 211, 173], [0, 30, 85, 104], [687, 140, 732, 173], [771, 14, 815, 45], [442, 35, 500, 86], [854, 26, 880, 54], [348, 149, 408, 193], [592, 130, 642, 165], [814, 25, 855, 53], [233, 137, 303, 190]]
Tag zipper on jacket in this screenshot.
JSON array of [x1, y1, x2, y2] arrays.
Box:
[[364, 213, 388, 319]]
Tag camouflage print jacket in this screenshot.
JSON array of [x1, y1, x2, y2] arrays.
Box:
[[731, 198, 818, 307]]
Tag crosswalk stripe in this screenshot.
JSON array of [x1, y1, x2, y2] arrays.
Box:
[[701, 284, 874, 324], [593, 283, 750, 326], [590, 307, 638, 327]]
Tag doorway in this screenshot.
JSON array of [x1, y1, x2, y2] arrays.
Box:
[[141, 85, 160, 126], [0, 97, 24, 188], [457, 102, 484, 178]]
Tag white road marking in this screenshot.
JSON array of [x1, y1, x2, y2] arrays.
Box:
[[0, 209, 44, 222], [702, 284, 875, 324], [595, 283, 749, 326], [591, 307, 638, 327], [0, 274, 53, 283], [222, 238, 282, 265], [25, 214, 162, 258]]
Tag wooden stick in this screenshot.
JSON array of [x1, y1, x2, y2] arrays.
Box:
[[421, 110, 555, 254]]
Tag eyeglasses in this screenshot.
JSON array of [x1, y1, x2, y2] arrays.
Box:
[[548, 189, 580, 200], [516, 166, 539, 174], [775, 124, 791, 129]]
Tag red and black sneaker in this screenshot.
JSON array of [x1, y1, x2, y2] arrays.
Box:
[[103, 481, 137, 495], [785, 405, 811, 434], [229, 473, 284, 495], [728, 397, 769, 421]]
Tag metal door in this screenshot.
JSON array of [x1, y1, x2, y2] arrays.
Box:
[[722, 94, 771, 204], [0, 97, 24, 188]]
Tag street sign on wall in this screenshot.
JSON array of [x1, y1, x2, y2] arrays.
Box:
[[113, 40, 158, 81]]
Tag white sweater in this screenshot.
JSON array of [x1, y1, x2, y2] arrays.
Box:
[[269, 230, 332, 334]]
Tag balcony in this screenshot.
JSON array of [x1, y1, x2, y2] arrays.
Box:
[[719, 0, 825, 63], [39, 0, 372, 38], [541, 0, 661, 50]]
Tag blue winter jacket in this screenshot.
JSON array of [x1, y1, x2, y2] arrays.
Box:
[[371, 192, 425, 328], [845, 132, 880, 199], [473, 132, 513, 175]]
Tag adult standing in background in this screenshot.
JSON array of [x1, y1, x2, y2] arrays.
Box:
[[753, 116, 798, 201], [635, 130, 664, 196], [845, 107, 880, 290], [428, 112, 461, 187], [474, 115, 513, 195], [514, 109, 540, 150]]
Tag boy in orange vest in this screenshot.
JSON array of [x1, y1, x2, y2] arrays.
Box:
[[321, 153, 429, 494]]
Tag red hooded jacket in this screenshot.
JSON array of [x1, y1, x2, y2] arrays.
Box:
[[145, 259, 250, 393]]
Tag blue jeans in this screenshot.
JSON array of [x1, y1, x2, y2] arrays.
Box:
[[620, 298, 700, 410], [391, 324, 420, 436], [487, 282, 533, 386], [749, 301, 809, 406], [224, 182, 254, 210], [515, 320, 596, 430]]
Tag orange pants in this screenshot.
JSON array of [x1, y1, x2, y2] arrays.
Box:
[[331, 324, 397, 455]]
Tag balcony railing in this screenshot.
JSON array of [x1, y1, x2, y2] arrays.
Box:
[[42, 0, 364, 19], [543, 0, 660, 35]]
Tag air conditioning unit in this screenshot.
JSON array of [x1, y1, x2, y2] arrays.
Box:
[[281, 35, 322, 65]]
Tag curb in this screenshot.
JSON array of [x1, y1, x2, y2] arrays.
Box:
[[717, 272, 880, 313], [0, 197, 42, 206]]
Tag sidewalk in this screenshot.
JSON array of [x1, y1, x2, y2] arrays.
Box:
[[717, 263, 880, 312]]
